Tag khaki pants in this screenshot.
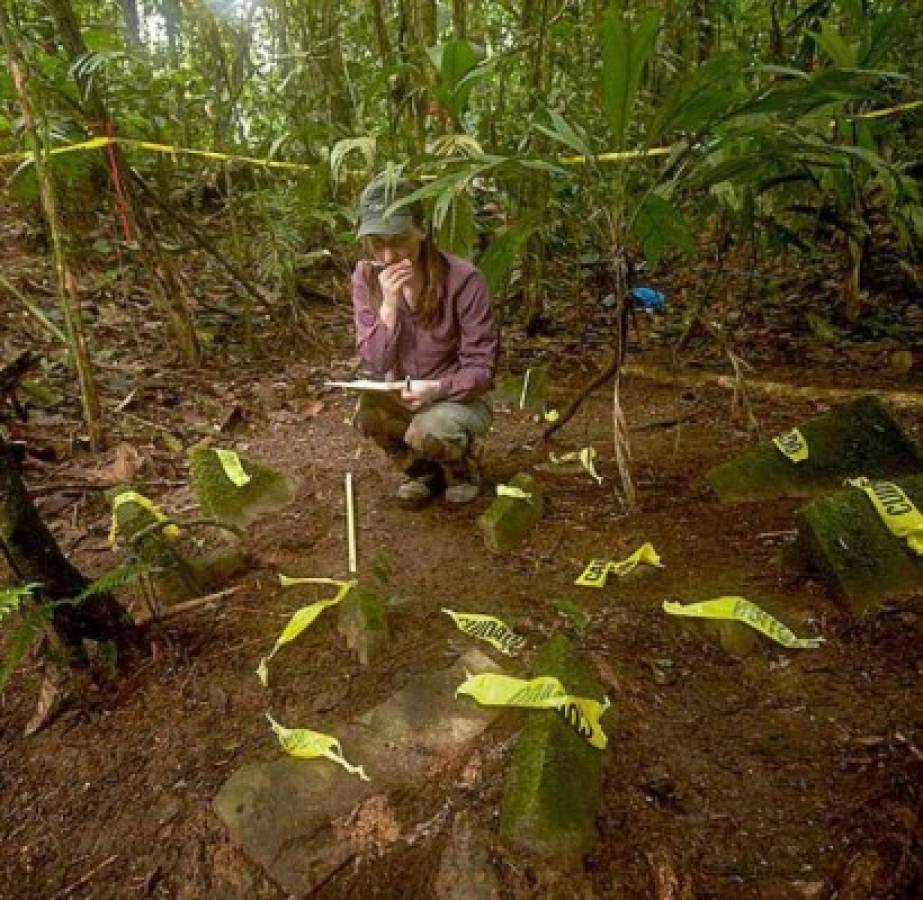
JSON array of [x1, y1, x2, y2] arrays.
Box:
[[354, 390, 491, 471]]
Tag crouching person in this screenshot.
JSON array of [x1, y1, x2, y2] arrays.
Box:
[[351, 176, 499, 507]]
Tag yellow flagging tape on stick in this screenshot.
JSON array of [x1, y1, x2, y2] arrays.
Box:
[[772, 428, 809, 463], [663, 596, 824, 649], [442, 609, 527, 656], [257, 577, 357, 686], [550, 446, 602, 484], [846, 477, 923, 556], [456, 671, 610, 749], [108, 490, 180, 544], [575, 542, 663, 588], [266, 714, 370, 781], [214, 448, 251, 487]]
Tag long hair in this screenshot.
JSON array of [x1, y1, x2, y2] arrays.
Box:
[[360, 221, 449, 330]]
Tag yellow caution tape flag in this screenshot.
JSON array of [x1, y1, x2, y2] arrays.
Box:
[[846, 477, 923, 556], [108, 491, 180, 544], [575, 542, 663, 588], [214, 448, 251, 487], [550, 446, 602, 484], [662, 596, 824, 649], [257, 577, 357, 686], [772, 428, 809, 463], [442, 609, 527, 656], [456, 671, 610, 749], [496, 484, 533, 502], [266, 714, 370, 781]]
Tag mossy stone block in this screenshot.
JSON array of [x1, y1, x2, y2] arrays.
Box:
[[499, 635, 606, 869], [706, 396, 922, 502], [109, 486, 203, 603], [189, 546, 248, 589], [792, 475, 923, 614], [337, 583, 389, 666], [188, 447, 293, 529], [478, 472, 543, 554]]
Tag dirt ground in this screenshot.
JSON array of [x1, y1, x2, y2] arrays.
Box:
[[2, 220, 923, 899]]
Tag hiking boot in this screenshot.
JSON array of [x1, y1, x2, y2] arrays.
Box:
[[396, 460, 445, 508], [444, 454, 481, 505]]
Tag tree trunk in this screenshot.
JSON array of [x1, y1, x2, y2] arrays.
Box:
[[520, 0, 551, 331], [413, 0, 437, 150], [120, 0, 141, 45], [368, 0, 393, 66], [320, 0, 353, 130], [0, 438, 138, 656], [452, 0, 466, 40]]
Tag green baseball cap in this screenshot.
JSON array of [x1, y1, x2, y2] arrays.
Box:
[[356, 177, 424, 239]]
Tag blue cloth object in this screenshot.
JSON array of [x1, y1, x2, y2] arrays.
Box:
[[631, 287, 666, 309]]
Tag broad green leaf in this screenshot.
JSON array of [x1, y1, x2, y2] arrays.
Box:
[[602, 6, 660, 149], [477, 216, 541, 301], [648, 53, 742, 143], [810, 23, 856, 68], [861, 9, 905, 69], [428, 39, 481, 120], [533, 109, 594, 159], [437, 190, 476, 258], [631, 192, 695, 269]]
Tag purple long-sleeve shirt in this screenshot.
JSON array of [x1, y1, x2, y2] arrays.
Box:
[[352, 252, 499, 403]]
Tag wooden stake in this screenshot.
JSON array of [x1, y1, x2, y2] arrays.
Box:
[[345, 473, 358, 575]]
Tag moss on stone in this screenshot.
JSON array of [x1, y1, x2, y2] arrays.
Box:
[[478, 472, 543, 554], [188, 447, 293, 529], [337, 582, 389, 666], [792, 475, 923, 614], [706, 396, 922, 502], [499, 635, 606, 868], [108, 486, 204, 603]]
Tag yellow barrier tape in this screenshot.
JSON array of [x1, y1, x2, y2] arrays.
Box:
[[772, 428, 809, 463], [456, 671, 610, 749], [558, 146, 672, 165], [442, 609, 527, 656], [575, 542, 663, 588], [266, 714, 370, 781], [496, 484, 533, 502], [846, 477, 923, 556], [257, 577, 357, 686], [550, 446, 602, 484], [663, 596, 824, 649], [0, 134, 677, 171], [214, 448, 251, 487], [108, 490, 180, 544]]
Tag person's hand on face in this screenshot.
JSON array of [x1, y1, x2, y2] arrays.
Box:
[[378, 258, 413, 307]]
